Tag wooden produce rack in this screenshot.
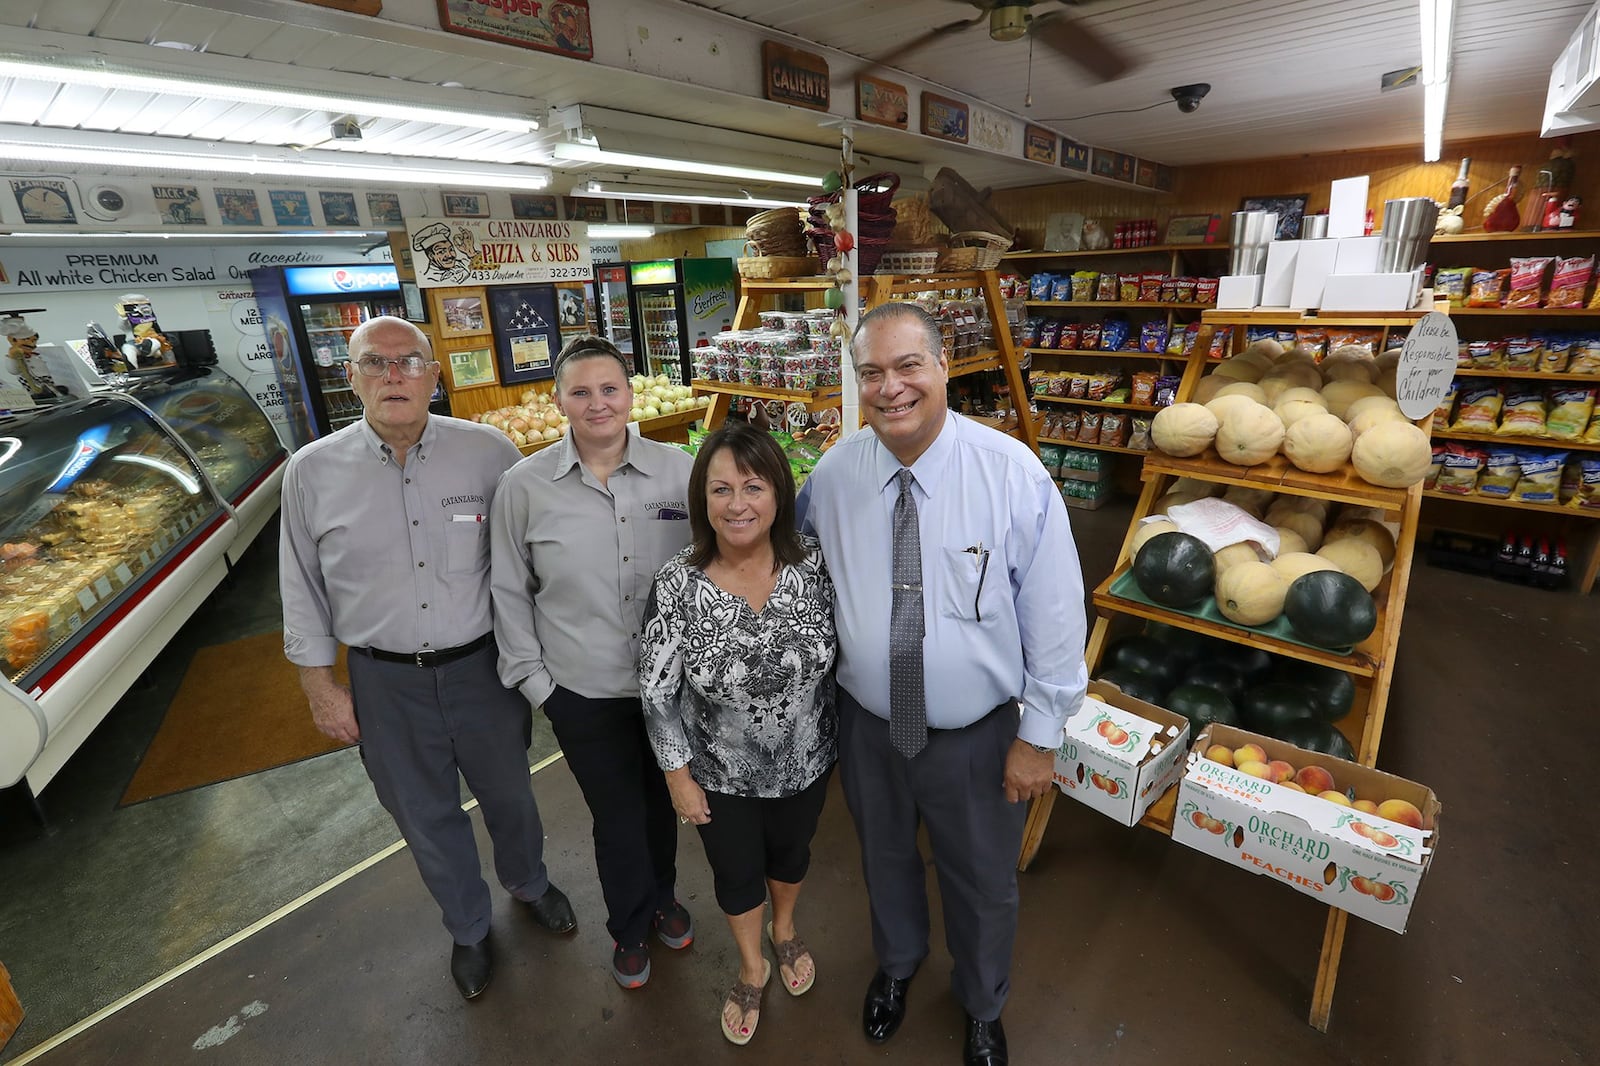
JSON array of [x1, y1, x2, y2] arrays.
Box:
[[1018, 312, 1428, 1032], [696, 271, 1036, 452]]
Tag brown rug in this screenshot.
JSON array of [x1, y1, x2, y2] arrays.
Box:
[[120, 633, 351, 806]]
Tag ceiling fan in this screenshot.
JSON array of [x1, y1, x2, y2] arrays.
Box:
[[870, 1, 1132, 83]]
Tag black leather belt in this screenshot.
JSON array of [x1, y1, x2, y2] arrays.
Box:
[[354, 632, 494, 668]]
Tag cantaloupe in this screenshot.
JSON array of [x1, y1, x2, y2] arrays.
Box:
[[1270, 551, 1342, 583], [1348, 406, 1409, 439], [1256, 376, 1297, 405], [1212, 359, 1266, 383], [1205, 393, 1264, 423], [1376, 366, 1399, 399], [1266, 495, 1331, 525], [1192, 374, 1228, 406], [1344, 395, 1402, 424], [1351, 421, 1432, 487], [1273, 386, 1327, 410], [1272, 525, 1310, 555], [1152, 490, 1211, 515], [1283, 412, 1354, 473], [1214, 381, 1269, 405], [1131, 519, 1181, 559], [1276, 510, 1324, 552], [1276, 399, 1329, 431], [1261, 364, 1323, 394], [1215, 562, 1290, 626], [1222, 485, 1276, 517], [1242, 337, 1286, 364], [1170, 477, 1221, 498], [1215, 404, 1286, 466], [1321, 349, 1378, 384], [1321, 380, 1387, 420], [1317, 539, 1384, 591], [1214, 542, 1263, 573], [1151, 403, 1218, 457], [1325, 518, 1396, 568]]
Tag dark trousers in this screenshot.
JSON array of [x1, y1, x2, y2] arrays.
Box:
[[543, 686, 679, 946], [696, 767, 833, 915], [837, 688, 1026, 1022], [348, 644, 549, 946]]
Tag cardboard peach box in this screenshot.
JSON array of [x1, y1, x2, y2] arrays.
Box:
[[1051, 680, 1190, 827], [1171, 724, 1442, 933]]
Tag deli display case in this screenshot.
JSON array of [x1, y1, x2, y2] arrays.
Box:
[[124, 367, 288, 557], [0, 394, 238, 798]]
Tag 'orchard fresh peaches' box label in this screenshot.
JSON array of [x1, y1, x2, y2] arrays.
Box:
[[1053, 684, 1190, 827], [1171, 724, 1441, 934]]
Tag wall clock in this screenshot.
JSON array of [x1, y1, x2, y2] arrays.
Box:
[[11, 181, 77, 224]]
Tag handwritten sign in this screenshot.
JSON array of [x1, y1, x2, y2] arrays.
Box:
[[1396, 311, 1458, 419]]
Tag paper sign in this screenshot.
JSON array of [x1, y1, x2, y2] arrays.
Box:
[[1396, 312, 1459, 419], [1328, 176, 1369, 239]]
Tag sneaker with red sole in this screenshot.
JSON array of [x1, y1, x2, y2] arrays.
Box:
[[652, 900, 695, 950], [613, 942, 651, 989]]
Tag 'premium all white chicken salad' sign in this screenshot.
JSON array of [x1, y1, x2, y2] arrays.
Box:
[[405, 219, 592, 288]]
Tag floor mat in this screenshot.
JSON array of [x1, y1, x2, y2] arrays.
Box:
[[119, 633, 349, 806]]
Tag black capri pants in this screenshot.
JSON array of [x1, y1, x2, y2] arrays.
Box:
[[695, 766, 833, 915]]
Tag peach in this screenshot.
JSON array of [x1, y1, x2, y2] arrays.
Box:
[[1237, 760, 1271, 779], [1352, 799, 1380, 815], [1317, 790, 1352, 807], [1266, 759, 1297, 783], [1377, 798, 1425, 830], [1295, 765, 1336, 794], [1205, 745, 1235, 767], [1277, 781, 1306, 793], [1233, 743, 1267, 766]]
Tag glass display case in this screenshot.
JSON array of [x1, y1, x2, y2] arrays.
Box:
[[124, 368, 287, 506], [0, 394, 237, 795]]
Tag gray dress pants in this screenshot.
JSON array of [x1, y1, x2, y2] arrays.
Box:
[[837, 687, 1026, 1022], [348, 642, 549, 945]]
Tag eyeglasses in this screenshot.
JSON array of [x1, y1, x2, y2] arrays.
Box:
[[352, 355, 434, 378]]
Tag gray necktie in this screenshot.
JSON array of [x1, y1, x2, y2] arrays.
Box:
[[889, 468, 927, 759]]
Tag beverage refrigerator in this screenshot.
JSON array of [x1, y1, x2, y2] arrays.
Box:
[[251, 263, 450, 448], [625, 258, 736, 384], [594, 263, 635, 359]]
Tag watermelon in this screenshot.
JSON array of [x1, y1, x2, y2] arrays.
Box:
[[1094, 669, 1165, 706], [1273, 660, 1356, 722], [1143, 621, 1217, 667], [1240, 682, 1319, 737], [1166, 684, 1240, 730], [1131, 532, 1215, 608], [1214, 643, 1273, 681], [1103, 636, 1181, 692], [1276, 717, 1357, 762], [1283, 571, 1378, 648], [1183, 661, 1246, 702]]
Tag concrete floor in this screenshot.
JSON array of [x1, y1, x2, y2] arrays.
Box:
[[2, 501, 1597, 1064]]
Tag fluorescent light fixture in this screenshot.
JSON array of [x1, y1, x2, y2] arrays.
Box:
[[113, 454, 200, 494], [0, 135, 549, 190], [552, 142, 820, 187], [588, 184, 806, 209], [588, 224, 656, 239], [1418, 0, 1456, 162], [0, 56, 539, 132]]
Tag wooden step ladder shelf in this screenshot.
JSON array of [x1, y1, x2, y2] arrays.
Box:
[[699, 270, 1035, 451], [1018, 315, 1426, 1033]]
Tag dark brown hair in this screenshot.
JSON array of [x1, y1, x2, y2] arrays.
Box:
[[553, 333, 632, 385], [687, 422, 805, 570]]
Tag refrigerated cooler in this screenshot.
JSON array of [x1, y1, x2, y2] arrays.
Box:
[[251, 263, 449, 448], [625, 258, 737, 384], [594, 263, 635, 358]]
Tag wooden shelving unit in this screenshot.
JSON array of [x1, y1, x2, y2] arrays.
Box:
[[698, 270, 1036, 452], [1018, 313, 1427, 1033]]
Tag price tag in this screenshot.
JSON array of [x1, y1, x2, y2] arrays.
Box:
[[94, 576, 113, 600], [76, 586, 98, 611], [114, 563, 133, 585], [1396, 311, 1459, 420], [139, 550, 152, 568]]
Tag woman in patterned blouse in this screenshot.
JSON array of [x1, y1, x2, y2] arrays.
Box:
[[639, 421, 837, 1046]]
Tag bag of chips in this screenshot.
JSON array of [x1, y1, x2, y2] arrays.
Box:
[[1496, 389, 1548, 436], [1433, 381, 1459, 423], [1570, 337, 1600, 374], [1139, 320, 1168, 353], [1096, 273, 1119, 302], [1101, 318, 1132, 352], [1119, 273, 1141, 302], [1452, 384, 1504, 432], [1079, 323, 1102, 351], [1546, 387, 1597, 440], [1059, 322, 1083, 351], [1100, 410, 1130, 447], [1506, 256, 1553, 308], [1050, 276, 1073, 302], [1504, 337, 1544, 371], [1071, 271, 1098, 302], [1076, 411, 1102, 444], [1540, 335, 1574, 374], [1139, 272, 1167, 302], [1467, 268, 1509, 308], [1467, 340, 1506, 370], [1028, 273, 1055, 300], [1477, 448, 1522, 497], [1193, 277, 1218, 304], [1436, 443, 1487, 494], [1510, 450, 1566, 503], [1128, 417, 1152, 451], [1434, 267, 1473, 307], [1548, 256, 1595, 309], [1130, 372, 1159, 406], [1567, 456, 1600, 510], [1424, 444, 1447, 489], [1208, 326, 1233, 360]]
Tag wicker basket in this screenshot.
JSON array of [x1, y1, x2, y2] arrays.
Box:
[[889, 195, 936, 246], [936, 246, 980, 272], [948, 230, 1013, 270], [738, 255, 818, 280], [744, 210, 807, 257], [875, 248, 940, 275]]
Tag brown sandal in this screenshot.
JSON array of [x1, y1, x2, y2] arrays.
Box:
[[766, 921, 815, 996], [720, 959, 771, 1045]]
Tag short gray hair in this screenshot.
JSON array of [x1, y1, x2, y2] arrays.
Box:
[[852, 301, 944, 363]]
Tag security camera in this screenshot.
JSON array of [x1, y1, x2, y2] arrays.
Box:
[[1170, 84, 1211, 113]]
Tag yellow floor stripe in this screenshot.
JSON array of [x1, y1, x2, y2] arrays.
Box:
[[9, 751, 566, 1065]]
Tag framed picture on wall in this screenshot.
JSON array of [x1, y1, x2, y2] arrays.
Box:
[[444, 344, 498, 390], [1239, 194, 1310, 239], [660, 202, 693, 225], [443, 190, 489, 218], [1164, 214, 1222, 245], [511, 193, 559, 219], [489, 284, 562, 384], [400, 280, 428, 323], [436, 288, 489, 338]]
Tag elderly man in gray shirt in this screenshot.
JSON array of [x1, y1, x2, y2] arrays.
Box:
[[280, 316, 575, 1002]]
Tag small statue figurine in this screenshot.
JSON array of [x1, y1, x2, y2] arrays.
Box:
[[2, 312, 56, 397], [1434, 204, 1465, 235], [1080, 218, 1111, 250], [116, 293, 174, 369], [1560, 196, 1582, 229]]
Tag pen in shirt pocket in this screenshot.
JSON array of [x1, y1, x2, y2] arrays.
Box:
[[963, 543, 990, 621], [451, 513, 486, 523]]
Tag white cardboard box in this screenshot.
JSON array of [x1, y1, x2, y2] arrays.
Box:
[[1320, 268, 1424, 312], [1261, 240, 1301, 307], [1052, 681, 1190, 827], [1215, 274, 1264, 310], [1332, 235, 1381, 275], [1170, 724, 1441, 933], [1289, 239, 1341, 309]]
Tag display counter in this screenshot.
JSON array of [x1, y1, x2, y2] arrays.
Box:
[[0, 394, 238, 795]]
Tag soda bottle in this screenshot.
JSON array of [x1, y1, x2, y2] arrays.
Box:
[[1533, 538, 1553, 587], [1514, 535, 1535, 583], [1494, 531, 1518, 580], [1550, 539, 1570, 590]]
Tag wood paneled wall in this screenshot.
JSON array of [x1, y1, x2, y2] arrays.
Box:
[[989, 131, 1600, 249], [619, 226, 748, 261]]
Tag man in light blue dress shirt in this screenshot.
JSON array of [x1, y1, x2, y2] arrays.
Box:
[[798, 302, 1087, 1066]]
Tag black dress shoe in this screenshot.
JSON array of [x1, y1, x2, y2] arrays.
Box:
[[451, 936, 493, 1000], [862, 969, 913, 1043], [523, 883, 577, 934], [964, 1014, 1007, 1066]]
